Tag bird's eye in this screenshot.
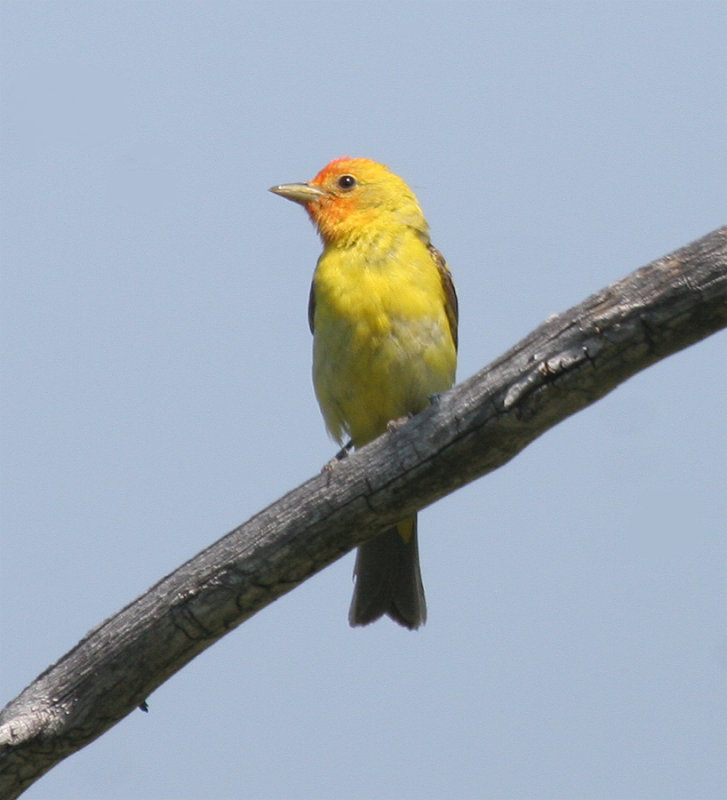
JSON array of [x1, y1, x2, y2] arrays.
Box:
[[337, 174, 356, 190]]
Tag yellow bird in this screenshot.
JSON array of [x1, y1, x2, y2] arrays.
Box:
[[270, 157, 458, 628]]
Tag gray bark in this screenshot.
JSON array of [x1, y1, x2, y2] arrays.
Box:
[[1, 226, 725, 799]]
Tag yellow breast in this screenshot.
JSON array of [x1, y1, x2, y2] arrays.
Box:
[[310, 231, 456, 446]]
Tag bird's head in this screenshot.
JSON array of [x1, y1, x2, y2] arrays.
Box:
[[270, 157, 428, 246]]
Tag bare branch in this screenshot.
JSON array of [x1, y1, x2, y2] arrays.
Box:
[[1, 226, 725, 798]]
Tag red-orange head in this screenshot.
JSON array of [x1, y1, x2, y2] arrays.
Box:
[[270, 157, 428, 245]]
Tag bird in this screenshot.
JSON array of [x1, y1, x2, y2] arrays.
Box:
[[270, 157, 458, 628]]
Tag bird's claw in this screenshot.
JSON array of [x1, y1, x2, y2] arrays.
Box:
[[386, 414, 413, 434], [321, 440, 353, 473]]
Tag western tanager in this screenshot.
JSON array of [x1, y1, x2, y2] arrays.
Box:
[[270, 157, 458, 628]]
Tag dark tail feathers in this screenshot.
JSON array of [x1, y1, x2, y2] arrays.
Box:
[[348, 517, 426, 629]]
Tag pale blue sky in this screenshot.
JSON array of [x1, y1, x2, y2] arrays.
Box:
[[2, 2, 726, 798]]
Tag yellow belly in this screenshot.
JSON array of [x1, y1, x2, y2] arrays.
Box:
[[311, 238, 456, 446]]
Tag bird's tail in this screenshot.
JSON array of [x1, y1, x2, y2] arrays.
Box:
[[348, 515, 426, 629]]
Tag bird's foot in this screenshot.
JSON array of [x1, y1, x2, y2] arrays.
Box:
[[322, 440, 353, 473], [386, 413, 413, 434]]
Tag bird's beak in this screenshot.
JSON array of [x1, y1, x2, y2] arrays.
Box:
[[269, 182, 326, 205]]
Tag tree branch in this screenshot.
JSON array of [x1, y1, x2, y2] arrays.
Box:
[[1, 226, 726, 798]]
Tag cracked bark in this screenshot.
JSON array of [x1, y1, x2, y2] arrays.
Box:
[[1, 226, 725, 798]]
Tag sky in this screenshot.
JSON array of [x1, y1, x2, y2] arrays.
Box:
[[1, 2, 726, 799]]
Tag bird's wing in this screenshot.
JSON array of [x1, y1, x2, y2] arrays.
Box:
[[308, 280, 316, 335], [429, 244, 459, 350]]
